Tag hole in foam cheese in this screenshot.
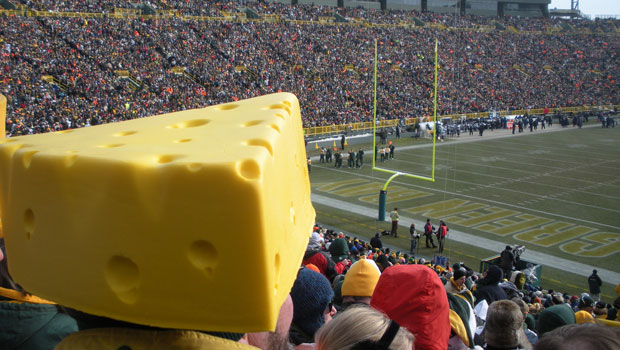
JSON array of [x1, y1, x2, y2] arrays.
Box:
[[0, 93, 315, 333]]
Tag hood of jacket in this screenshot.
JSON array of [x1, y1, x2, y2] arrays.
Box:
[[370, 265, 450, 350]]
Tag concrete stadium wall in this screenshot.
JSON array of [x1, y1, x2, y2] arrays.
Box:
[[343, 1, 382, 10], [298, 0, 337, 6]]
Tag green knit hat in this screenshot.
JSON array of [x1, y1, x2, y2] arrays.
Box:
[[329, 238, 349, 262]]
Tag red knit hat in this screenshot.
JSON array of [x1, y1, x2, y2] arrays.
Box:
[[370, 265, 450, 350]]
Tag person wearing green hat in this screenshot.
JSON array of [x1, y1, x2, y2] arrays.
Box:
[[328, 238, 351, 267]]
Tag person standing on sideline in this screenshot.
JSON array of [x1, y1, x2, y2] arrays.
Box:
[[424, 219, 437, 248], [588, 269, 603, 301], [436, 220, 448, 253], [390, 208, 399, 237], [357, 148, 364, 168], [409, 224, 420, 254], [499, 245, 516, 277], [340, 134, 346, 151]]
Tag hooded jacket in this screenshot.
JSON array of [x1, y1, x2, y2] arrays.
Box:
[[370, 265, 450, 350], [0, 287, 78, 350], [474, 266, 507, 306]]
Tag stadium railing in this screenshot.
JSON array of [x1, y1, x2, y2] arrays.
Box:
[[302, 105, 620, 137]]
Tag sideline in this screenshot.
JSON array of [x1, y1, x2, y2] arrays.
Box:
[[311, 193, 620, 284]]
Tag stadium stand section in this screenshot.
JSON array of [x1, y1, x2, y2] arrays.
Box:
[[0, 1, 618, 137]]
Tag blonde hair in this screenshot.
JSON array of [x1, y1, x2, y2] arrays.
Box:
[[315, 306, 414, 350]]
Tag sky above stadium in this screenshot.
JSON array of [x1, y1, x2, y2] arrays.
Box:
[[549, 0, 620, 17]]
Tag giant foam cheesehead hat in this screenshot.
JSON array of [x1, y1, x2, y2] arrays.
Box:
[[0, 93, 314, 332]]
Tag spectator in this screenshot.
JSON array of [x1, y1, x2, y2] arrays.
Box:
[[482, 300, 532, 350], [587, 269, 602, 301], [534, 323, 620, 350], [0, 238, 78, 350], [302, 232, 345, 282], [314, 306, 414, 350], [246, 294, 294, 349], [340, 259, 381, 310], [289, 267, 336, 347], [500, 245, 517, 278], [446, 266, 475, 306], [474, 265, 508, 306], [575, 295, 595, 324], [537, 304, 577, 337], [370, 232, 383, 250], [328, 238, 350, 267], [370, 264, 451, 350], [512, 297, 538, 345]]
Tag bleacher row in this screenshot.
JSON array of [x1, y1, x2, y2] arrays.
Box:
[[0, 0, 618, 137]]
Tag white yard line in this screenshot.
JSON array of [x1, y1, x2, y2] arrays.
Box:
[[313, 162, 620, 232]]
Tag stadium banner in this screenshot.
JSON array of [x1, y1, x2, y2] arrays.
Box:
[[505, 114, 518, 129]]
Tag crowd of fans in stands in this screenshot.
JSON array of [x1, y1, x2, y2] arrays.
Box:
[[1, 1, 618, 137], [3, 225, 619, 349]]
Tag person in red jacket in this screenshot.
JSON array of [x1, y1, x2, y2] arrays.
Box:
[[436, 220, 448, 253], [302, 232, 347, 282], [424, 219, 437, 248]]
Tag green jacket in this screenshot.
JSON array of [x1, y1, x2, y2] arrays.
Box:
[[0, 298, 77, 350]]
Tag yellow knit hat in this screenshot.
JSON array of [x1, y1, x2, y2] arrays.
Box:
[[341, 259, 381, 297], [575, 310, 595, 324]]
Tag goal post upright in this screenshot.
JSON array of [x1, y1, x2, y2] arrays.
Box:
[[374, 38, 440, 220]]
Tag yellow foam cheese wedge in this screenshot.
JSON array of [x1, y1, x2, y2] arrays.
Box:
[[0, 92, 314, 332]]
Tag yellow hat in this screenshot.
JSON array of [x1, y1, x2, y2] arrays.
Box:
[[575, 310, 595, 324], [341, 259, 381, 297]]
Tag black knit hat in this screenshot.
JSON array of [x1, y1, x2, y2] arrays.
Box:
[[453, 267, 467, 281], [290, 268, 334, 338]]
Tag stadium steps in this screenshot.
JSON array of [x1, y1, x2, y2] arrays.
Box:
[[413, 18, 425, 27], [233, 65, 260, 82], [507, 26, 520, 34], [512, 64, 530, 76], [0, 0, 16, 10], [334, 13, 347, 23], [492, 21, 506, 30], [560, 22, 572, 32], [245, 7, 260, 20], [172, 66, 208, 88], [41, 75, 68, 92], [344, 64, 362, 75], [114, 70, 143, 91]]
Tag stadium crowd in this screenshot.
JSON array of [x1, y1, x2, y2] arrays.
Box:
[[1, 1, 618, 136], [2, 226, 619, 349]]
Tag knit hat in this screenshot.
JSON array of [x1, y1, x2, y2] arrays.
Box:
[[575, 310, 595, 324], [578, 295, 595, 309], [341, 259, 381, 298], [305, 264, 320, 274], [537, 304, 576, 336], [371, 265, 450, 350], [328, 238, 349, 262], [290, 268, 334, 338], [375, 254, 390, 271], [307, 232, 323, 250], [447, 293, 474, 348], [484, 265, 504, 284], [453, 267, 467, 281]]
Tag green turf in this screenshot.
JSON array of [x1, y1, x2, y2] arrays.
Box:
[[309, 125, 620, 300]]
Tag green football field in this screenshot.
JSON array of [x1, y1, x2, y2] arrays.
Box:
[[307, 124, 620, 301]]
